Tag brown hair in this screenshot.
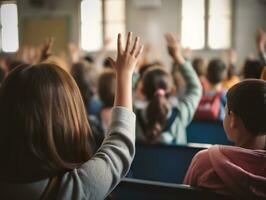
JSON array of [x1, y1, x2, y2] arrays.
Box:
[[207, 58, 227, 85], [71, 62, 95, 107], [226, 79, 266, 135], [0, 63, 93, 181], [98, 69, 116, 108], [142, 67, 172, 142]]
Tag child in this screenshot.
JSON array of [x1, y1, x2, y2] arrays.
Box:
[[71, 62, 98, 115], [98, 68, 116, 132], [135, 33, 202, 144], [194, 59, 227, 121], [192, 57, 210, 92], [243, 59, 265, 79], [222, 49, 240, 90], [184, 80, 266, 199], [0, 32, 143, 199]]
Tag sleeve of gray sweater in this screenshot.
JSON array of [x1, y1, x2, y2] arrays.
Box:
[[177, 61, 202, 126], [58, 107, 136, 200]]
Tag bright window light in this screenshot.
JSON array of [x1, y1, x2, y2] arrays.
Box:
[[208, 0, 232, 49], [105, 0, 125, 50], [0, 3, 19, 52], [181, 0, 205, 49], [81, 0, 102, 52], [80, 0, 125, 52]]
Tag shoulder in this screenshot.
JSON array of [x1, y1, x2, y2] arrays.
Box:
[[183, 149, 212, 185], [191, 149, 211, 167]]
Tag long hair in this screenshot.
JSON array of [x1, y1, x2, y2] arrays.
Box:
[[142, 67, 172, 142], [0, 63, 93, 181]]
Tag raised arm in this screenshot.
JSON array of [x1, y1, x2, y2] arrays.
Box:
[[67, 33, 143, 200], [256, 28, 266, 63], [165, 33, 202, 125], [109, 32, 144, 111]]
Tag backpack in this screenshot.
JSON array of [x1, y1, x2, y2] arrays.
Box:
[[194, 92, 222, 120]]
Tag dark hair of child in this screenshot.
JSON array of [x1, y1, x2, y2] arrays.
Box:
[[226, 79, 266, 135]]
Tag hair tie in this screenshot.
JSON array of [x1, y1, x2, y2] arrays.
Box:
[[154, 89, 166, 97]]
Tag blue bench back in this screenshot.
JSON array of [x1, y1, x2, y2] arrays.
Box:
[[186, 120, 233, 145], [110, 178, 232, 200], [128, 143, 206, 183]]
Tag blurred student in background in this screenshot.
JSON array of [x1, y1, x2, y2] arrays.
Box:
[[135, 33, 202, 144]]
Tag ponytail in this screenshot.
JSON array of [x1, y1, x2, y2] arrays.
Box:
[[145, 90, 169, 142], [141, 67, 173, 143]]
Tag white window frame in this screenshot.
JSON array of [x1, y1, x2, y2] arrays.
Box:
[[80, 0, 126, 52], [0, 1, 19, 53], [181, 0, 233, 50]]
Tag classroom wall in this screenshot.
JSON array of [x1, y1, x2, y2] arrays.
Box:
[[17, 0, 266, 66], [126, 0, 266, 67], [17, 0, 80, 50], [234, 0, 266, 63]]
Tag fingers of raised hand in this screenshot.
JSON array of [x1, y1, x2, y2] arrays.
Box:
[[165, 33, 177, 49], [125, 32, 133, 53], [135, 45, 144, 58], [117, 32, 143, 57], [117, 33, 123, 55], [165, 33, 171, 44], [130, 36, 140, 56]]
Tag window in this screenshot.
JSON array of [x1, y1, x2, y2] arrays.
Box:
[[81, 0, 125, 52], [181, 0, 232, 50], [0, 2, 19, 52], [181, 0, 205, 49], [208, 0, 232, 49]]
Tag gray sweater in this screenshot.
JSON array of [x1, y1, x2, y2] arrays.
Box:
[[136, 61, 202, 144], [0, 107, 136, 200]]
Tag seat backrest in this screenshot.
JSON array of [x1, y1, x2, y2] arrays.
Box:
[[128, 143, 206, 183], [186, 120, 233, 145], [110, 178, 233, 200]]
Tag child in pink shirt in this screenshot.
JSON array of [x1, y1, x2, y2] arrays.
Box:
[[184, 80, 266, 199]]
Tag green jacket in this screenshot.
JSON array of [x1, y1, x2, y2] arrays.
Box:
[[136, 61, 202, 144]]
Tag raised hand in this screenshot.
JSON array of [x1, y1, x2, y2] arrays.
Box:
[[164, 33, 185, 65], [39, 37, 54, 62], [256, 28, 266, 53], [108, 32, 143, 76], [68, 42, 81, 64], [109, 32, 143, 111]]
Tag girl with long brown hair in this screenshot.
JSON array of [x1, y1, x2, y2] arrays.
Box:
[[0, 32, 143, 199]]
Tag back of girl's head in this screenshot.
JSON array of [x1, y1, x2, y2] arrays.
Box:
[[226, 79, 266, 135], [7, 59, 25, 72], [207, 58, 227, 85], [98, 69, 116, 108], [243, 59, 265, 79], [0, 63, 93, 179], [142, 67, 172, 100], [142, 67, 172, 142], [139, 61, 164, 78], [71, 62, 95, 107]]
